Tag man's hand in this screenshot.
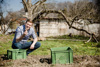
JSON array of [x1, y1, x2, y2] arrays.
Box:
[[24, 26, 29, 35], [24, 29, 28, 35], [16, 29, 28, 42], [30, 44, 35, 49], [30, 38, 37, 49]]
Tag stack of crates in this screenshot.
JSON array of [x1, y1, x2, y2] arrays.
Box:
[[51, 47, 73, 64], [7, 49, 26, 60]]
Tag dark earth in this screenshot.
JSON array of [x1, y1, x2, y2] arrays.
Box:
[[0, 55, 100, 67]]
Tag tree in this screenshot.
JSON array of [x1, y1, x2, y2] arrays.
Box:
[[21, 0, 99, 43], [0, 0, 10, 34], [93, 0, 100, 41], [0, 0, 20, 34], [22, 0, 47, 20], [62, 0, 99, 42]]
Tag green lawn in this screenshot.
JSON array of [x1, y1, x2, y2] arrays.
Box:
[[32, 40, 100, 55], [0, 34, 100, 56], [47, 35, 89, 40]]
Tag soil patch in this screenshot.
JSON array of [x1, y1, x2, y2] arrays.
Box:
[[0, 55, 100, 67]]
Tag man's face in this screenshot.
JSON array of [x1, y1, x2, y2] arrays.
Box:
[[25, 22, 33, 30]]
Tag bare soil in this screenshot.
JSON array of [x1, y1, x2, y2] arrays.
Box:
[[0, 55, 100, 67]]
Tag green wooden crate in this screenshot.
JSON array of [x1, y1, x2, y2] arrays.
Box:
[[7, 49, 26, 60], [51, 47, 73, 64]]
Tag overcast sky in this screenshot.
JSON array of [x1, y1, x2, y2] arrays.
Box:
[[6, 0, 74, 11], [3, 0, 74, 17]]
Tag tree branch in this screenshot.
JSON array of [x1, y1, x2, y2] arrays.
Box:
[[32, 9, 98, 42], [32, 0, 46, 14], [69, 15, 81, 29], [22, 0, 28, 12]]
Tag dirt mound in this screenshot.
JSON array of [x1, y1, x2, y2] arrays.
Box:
[[0, 55, 100, 67]]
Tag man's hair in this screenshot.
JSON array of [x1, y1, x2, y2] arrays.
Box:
[[26, 19, 33, 23]]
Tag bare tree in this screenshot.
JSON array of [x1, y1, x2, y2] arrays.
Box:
[[0, 12, 13, 34], [63, 0, 99, 42], [93, 0, 100, 42], [22, 0, 47, 20], [0, 0, 10, 34], [0, 0, 22, 34], [21, 0, 99, 43]]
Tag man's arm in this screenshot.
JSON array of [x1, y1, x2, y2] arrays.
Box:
[[16, 34, 25, 42], [30, 38, 37, 49], [29, 27, 37, 49], [16, 29, 28, 42]]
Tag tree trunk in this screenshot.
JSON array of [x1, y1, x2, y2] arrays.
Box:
[[22, 0, 46, 20]]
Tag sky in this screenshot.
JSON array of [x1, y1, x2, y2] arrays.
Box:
[[3, 0, 75, 17]]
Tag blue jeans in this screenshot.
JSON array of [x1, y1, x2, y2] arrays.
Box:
[[12, 41, 41, 55]]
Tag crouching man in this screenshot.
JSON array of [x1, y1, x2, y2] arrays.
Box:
[[12, 19, 41, 55]]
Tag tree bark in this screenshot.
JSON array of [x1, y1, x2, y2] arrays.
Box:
[[22, 0, 47, 20]]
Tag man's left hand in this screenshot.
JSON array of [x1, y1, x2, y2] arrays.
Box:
[[30, 45, 34, 49]]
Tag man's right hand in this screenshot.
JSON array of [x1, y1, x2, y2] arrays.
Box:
[[23, 26, 30, 35], [24, 29, 28, 35], [16, 30, 28, 42]]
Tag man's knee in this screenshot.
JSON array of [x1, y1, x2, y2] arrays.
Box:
[[12, 44, 17, 49], [13, 43, 22, 49], [35, 42, 41, 48]]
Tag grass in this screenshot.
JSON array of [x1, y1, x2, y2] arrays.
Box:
[[47, 35, 89, 40], [0, 34, 100, 56], [32, 40, 100, 55], [0, 34, 14, 54]]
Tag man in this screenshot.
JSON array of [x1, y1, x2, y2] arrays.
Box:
[[12, 19, 41, 55]]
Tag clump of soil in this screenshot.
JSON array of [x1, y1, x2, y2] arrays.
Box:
[[0, 54, 12, 67], [0, 55, 100, 67]]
